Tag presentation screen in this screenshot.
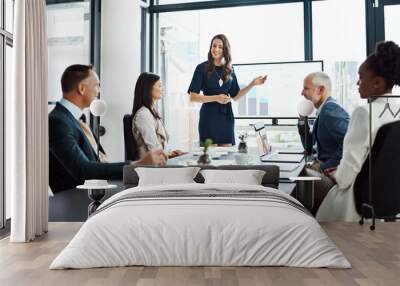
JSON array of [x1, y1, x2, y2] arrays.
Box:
[[232, 61, 323, 118]]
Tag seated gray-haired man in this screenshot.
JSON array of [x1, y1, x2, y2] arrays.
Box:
[[297, 72, 350, 214], [298, 72, 350, 172]]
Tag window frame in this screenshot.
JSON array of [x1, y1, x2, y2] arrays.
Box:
[[143, 0, 381, 151], [145, 0, 388, 77], [147, 0, 315, 71], [366, 0, 400, 54], [46, 0, 101, 132], [143, 0, 386, 121], [145, 0, 318, 128]]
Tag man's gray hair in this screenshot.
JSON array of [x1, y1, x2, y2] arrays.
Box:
[[309, 72, 332, 94]]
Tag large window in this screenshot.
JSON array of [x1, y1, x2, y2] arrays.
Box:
[[150, 0, 399, 150], [385, 5, 400, 44], [156, 2, 305, 149], [5, 0, 12, 32], [4, 44, 11, 221], [312, 0, 366, 113], [1, 0, 14, 230], [384, 4, 400, 94], [47, 1, 91, 102]]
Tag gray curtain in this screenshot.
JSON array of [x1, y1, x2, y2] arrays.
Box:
[[9, 0, 48, 242]]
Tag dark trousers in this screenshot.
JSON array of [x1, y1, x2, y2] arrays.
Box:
[[296, 167, 335, 216]]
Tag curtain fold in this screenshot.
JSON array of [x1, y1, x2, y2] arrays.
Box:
[[10, 0, 48, 242]]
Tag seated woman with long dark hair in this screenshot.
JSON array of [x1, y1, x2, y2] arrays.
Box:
[[131, 72, 183, 159], [316, 41, 400, 221]]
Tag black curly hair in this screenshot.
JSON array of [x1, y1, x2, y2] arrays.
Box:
[[365, 41, 400, 91]]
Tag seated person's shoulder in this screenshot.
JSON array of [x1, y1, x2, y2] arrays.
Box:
[[48, 106, 59, 120], [134, 107, 154, 121], [323, 101, 349, 118], [49, 105, 68, 122], [49, 110, 75, 136], [49, 111, 67, 126]]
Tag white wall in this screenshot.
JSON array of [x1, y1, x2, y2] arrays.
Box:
[[100, 0, 141, 161]]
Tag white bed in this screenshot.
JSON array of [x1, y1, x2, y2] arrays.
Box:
[[50, 183, 350, 269]]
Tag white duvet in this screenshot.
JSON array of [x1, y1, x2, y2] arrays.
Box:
[[50, 183, 350, 269]]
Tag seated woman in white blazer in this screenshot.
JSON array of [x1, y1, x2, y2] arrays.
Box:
[[131, 72, 183, 159], [316, 41, 400, 221]]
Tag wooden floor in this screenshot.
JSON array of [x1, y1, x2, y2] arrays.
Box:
[[0, 222, 399, 286]]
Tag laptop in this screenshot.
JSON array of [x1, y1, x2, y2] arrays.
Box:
[[254, 123, 304, 164], [261, 153, 304, 163]]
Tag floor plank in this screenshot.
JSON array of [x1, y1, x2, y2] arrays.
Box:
[[0, 222, 399, 286]]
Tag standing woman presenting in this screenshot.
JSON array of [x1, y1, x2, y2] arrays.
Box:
[[188, 34, 267, 146]]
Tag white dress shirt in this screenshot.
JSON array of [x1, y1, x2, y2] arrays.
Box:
[[59, 98, 83, 120]]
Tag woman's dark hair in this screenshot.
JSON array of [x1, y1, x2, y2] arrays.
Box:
[[365, 41, 400, 90], [131, 72, 161, 119], [206, 34, 233, 83]]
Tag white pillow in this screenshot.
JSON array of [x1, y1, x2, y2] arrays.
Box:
[[135, 167, 200, 186], [200, 169, 266, 185]]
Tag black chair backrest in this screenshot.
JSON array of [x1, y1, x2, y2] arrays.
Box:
[[123, 114, 139, 161], [354, 120, 400, 217]]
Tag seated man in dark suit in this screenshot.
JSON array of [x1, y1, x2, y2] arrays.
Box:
[[298, 72, 350, 172], [49, 64, 167, 194], [297, 72, 350, 214]]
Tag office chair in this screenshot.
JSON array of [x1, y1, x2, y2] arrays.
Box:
[[123, 114, 139, 161], [354, 120, 400, 230]]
